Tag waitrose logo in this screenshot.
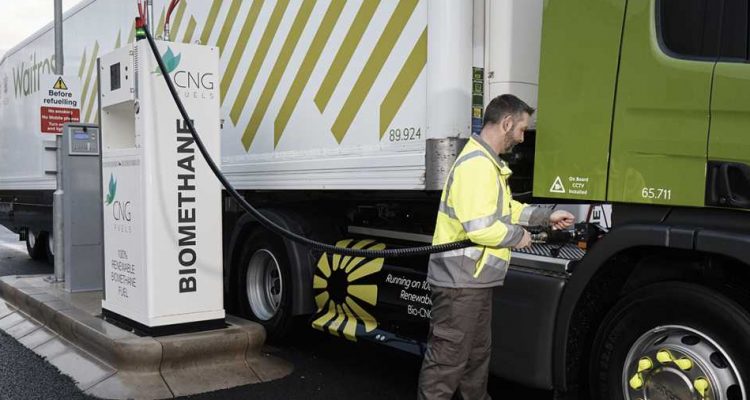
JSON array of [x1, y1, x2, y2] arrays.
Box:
[[12, 53, 57, 98]]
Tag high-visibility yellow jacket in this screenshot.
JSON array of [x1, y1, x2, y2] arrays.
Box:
[[428, 135, 551, 288]]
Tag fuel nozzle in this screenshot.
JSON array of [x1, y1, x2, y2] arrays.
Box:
[[529, 223, 606, 249], [530, 229, 573, 244], [530, 232, 549, 243]]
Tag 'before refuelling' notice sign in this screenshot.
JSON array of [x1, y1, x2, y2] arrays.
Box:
[[39, 75, 81, 134]]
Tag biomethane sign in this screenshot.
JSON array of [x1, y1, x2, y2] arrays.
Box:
[[101, 41, 223, 329]]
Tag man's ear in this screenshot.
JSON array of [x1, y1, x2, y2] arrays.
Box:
[[501, 114, 514, 133]]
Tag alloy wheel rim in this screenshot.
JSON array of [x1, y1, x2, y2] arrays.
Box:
[[622, 325, 744, 400], [246, 249, 283, 321]]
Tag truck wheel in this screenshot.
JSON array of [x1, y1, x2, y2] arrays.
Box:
[[25, 230, 47, 261], [237, 230, 294, 340], [589, 282, 749, 400], [44, 232, 55, 264]]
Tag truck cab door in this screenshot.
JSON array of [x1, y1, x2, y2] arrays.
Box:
[[706, 0, 750, 209], [608, 0, 720, 206]]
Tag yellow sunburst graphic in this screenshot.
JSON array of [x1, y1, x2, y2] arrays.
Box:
[[312, 239, 385, 341]]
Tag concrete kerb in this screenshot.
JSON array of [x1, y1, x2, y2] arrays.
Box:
[[0, 276, 293, 399]]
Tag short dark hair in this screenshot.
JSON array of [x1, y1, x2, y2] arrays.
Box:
[[482, 94, 535, 127]]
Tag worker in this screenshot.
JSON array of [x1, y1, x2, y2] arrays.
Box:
[[418, 94, 575, 400]]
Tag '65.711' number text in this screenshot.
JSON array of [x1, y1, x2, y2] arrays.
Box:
[[641, 187, 672, 200]]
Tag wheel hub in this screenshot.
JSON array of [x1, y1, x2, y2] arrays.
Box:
[[623, 325, 745, 400], [644, 367, 696, 400], [246, 249, 283, 321]]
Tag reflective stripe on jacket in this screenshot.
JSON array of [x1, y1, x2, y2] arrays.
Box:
[[427, 135, 552, 288]]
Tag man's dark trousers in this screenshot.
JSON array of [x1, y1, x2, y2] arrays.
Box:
[[418, 286, 493, 400]]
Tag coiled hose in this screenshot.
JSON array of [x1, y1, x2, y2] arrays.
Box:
[[143, 27, 474, 258]]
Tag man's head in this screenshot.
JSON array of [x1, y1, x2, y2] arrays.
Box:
[[480, 94, 535, 154]]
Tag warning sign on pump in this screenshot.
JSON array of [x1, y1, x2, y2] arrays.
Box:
[[39, 75, 81, 134], [41, 107, 80, 134], [550, 176, 566, 193], [53, 77, 68, 90]]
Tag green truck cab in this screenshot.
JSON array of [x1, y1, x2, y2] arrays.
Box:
[[532, 0, 750, 398]]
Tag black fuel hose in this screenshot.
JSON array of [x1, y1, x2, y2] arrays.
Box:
[[143, 27, 474, 258]]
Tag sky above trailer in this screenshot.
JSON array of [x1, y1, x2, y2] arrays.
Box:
[[0, 0, 82, 60]]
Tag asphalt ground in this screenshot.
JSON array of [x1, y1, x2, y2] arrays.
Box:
[[0, 226, 551, 400]]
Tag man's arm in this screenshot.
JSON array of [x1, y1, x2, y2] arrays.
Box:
[[511, 200, 576, 229], [450, 158, 526, 248], [510, 199, 553, 227]]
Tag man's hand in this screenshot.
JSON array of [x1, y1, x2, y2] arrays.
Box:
[[514, 229, 532, 249], [550, 210, 575, 230]]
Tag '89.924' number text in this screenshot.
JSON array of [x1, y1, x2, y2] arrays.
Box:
[[388, 127, 422, 142]]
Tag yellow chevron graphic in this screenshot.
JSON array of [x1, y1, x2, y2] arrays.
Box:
[[380, 27, 427, 137], [230, 0, 291, 125], [182, 16, 198, 43], [220, 0, 264, 103], [241, 0, 317, 150], [155, 7, 166, 38], [127, 20, 136, 45], [215, 0, 243, 55], [314, 0, 381, 113], [79, 41, 99, 119], [77, 49, 87, 79], [169, 0, 188, 42], [331, 0, 419, 143], [274, 0, 346, 146], [200, 0, 223, 45]]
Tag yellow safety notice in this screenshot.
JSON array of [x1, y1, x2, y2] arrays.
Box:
[[53, 77, 68, 90]]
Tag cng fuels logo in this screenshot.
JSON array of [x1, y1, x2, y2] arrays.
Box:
[[105, 173, 132, 233], [153, 46, 215, 100], [105, 173, 117, 205], [312, 239, 384, 341], [153, 47, 181, 76]]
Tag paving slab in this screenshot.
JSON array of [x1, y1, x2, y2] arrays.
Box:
[[18, 326, 56, 349], [0, 275, 292, 399], [0, 312, 25, 331], [5, 318, 41, 339]]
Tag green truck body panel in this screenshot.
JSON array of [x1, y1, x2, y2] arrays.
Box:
[[710, 62, 750, 165], [535, 0, 750, 208], [533, 0, 626, 201], [608, 0, 711, 206]]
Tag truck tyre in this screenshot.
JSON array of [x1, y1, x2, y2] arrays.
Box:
[[589, 282, 749, 400], [44, 232, 55, 265], [236, 229, 295, 340], [25, 230, 47, 261]]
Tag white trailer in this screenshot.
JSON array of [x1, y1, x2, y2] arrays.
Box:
[[1, 0, 564, 389]]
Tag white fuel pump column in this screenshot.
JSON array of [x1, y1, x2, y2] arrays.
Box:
[[99, 40, 224, 334]]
